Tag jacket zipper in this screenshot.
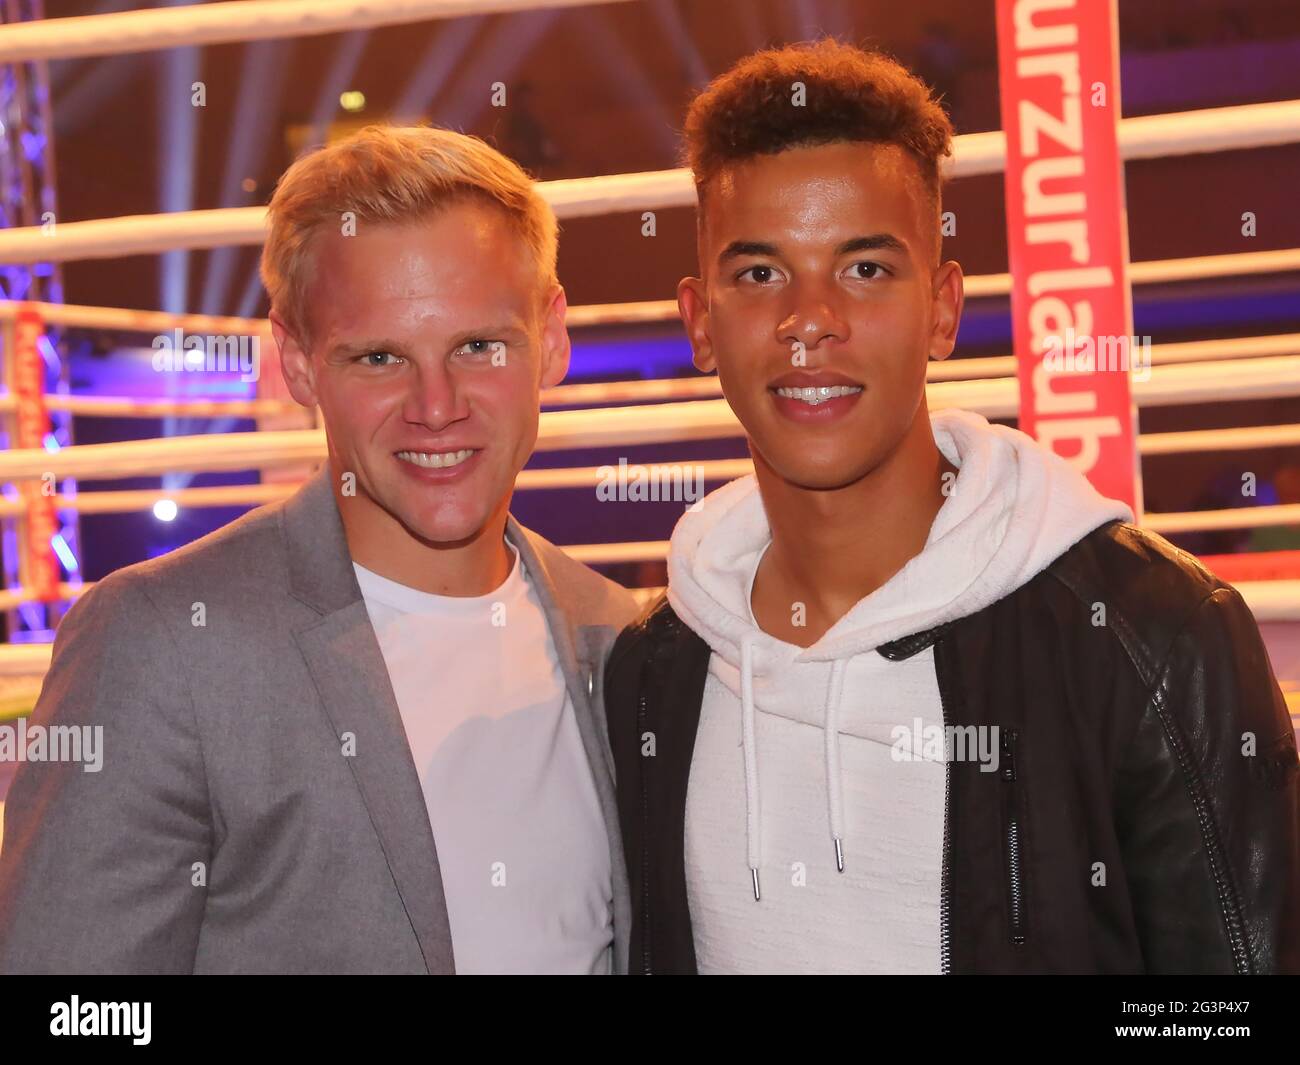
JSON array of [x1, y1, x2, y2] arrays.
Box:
[[1000, 728, 1027, 946], [636, 661, 653, 975]]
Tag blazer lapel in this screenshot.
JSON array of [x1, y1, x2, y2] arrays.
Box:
[[506, 518, 608, 772], [281, 467, 455, 974]]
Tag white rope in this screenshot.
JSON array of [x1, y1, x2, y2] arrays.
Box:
[[0, 0, 631, 63], [931, 355, 1300, 421], [0, 299, 271, 336], [563, 540, 670, 564], [0, 483, 297, 518], [1147, 505, 1300, 536], [0, 643, 52, 674], [0, 356, 1294, 482], [1234, 581, 1300, 624], [0, 296, 688, 332], [1139, 424, 1300, 455], [2, 302, 1293, 414], [3, 418, 1298, 516], [7, 252, 1300, 324], [0, 395, 299, 419], [3, 102, 1298, 265], [8, 573, 1289, 624]]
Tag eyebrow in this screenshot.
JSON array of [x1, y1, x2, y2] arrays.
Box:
[[836, 233, 908, 256], [717, 232, 908, 266], [326, 338, 401, 359]]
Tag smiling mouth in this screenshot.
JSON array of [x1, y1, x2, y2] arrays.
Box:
[[395, 448, 477, 469], [772, 385, 864, 406]]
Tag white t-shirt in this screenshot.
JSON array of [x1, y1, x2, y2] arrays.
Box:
[[353, 544, 613, 974]]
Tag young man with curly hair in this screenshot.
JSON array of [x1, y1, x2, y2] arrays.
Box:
[[604, 40, 1300, 974]]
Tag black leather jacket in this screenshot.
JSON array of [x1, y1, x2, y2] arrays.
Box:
[[603, 520, 1300, 973]]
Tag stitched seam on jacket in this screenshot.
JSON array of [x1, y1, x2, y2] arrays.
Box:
[[1047, 542, 1249, 972], [1144, 588, 1253, 974]]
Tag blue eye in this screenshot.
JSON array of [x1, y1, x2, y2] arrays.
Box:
[[362, 351, 398, 366], [458, 339, 502, 358]]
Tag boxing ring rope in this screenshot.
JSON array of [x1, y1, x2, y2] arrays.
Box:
[[3, 102, 1300, 266], [1, 299, 1294, 414], [1, 420, 1299, 519], [0, 353, 1293, 484], [0, 11, 1295, 657], [6, 246, 1300, 325], [0, 0, 636, 63]]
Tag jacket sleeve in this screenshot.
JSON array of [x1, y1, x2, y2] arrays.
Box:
[[1120, 585, 1300, 974], [0, 574, 212, 973]]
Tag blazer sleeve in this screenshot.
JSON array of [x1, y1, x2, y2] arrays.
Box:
[[1121, 585, 1300, 974], [0, 573, 212, 973]]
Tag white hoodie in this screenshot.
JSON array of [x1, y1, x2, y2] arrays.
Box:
[[666, 408, 1132, 974]]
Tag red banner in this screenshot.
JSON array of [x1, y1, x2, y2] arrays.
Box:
[[12, 306, 60, 602], [996, 0, 1143, 516]]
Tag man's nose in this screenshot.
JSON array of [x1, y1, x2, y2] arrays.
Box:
[[777, 279, 850, 352], [402, 360, 468, 430]]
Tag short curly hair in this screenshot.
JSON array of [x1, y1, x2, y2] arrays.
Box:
[[682, 39, 954, 263]]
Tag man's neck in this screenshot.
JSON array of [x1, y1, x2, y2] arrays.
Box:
[[749, 407, 957, 647], [334, 478, 514, 597]]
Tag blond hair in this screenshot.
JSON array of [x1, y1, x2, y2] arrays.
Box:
[[260, 124, 558, 345]]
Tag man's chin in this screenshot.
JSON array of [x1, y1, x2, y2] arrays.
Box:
[[757, 456, 879, 494], [399, 510, 495, 548], [747, 437, 874, 493]]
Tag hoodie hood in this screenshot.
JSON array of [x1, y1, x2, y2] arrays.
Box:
[[668, 407, 1133, 666], [665, 407, 1133, 897]]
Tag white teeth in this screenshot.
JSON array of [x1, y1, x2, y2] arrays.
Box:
[[396, 448, 476, 469], [775, 385, 863, 405]]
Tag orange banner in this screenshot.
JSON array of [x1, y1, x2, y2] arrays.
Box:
[[996, 0, 1143, 516], [12, 306, 60, 602]]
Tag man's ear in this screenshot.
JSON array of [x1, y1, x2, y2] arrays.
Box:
[[270, 310, 319, 407], [677, 275, 715, 374], [538, 283, 570, 390], [928, 260, 964, 362]]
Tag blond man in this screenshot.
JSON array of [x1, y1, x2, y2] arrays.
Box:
[[0, 126, 637, 975]]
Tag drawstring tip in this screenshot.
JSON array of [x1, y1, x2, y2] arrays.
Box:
[[750, 867, 761, 901], [833, 837, 844, 873]]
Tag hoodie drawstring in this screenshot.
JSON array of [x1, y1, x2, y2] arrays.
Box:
[[739, 632, 762, 900], [825, 658, 848, 873], [740, 636, 852, 901]]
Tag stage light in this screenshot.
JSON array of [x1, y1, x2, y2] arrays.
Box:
[[153, 499, 179, 522]]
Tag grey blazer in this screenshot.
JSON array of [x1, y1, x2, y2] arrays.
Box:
[[0, 466, 639, 974]]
